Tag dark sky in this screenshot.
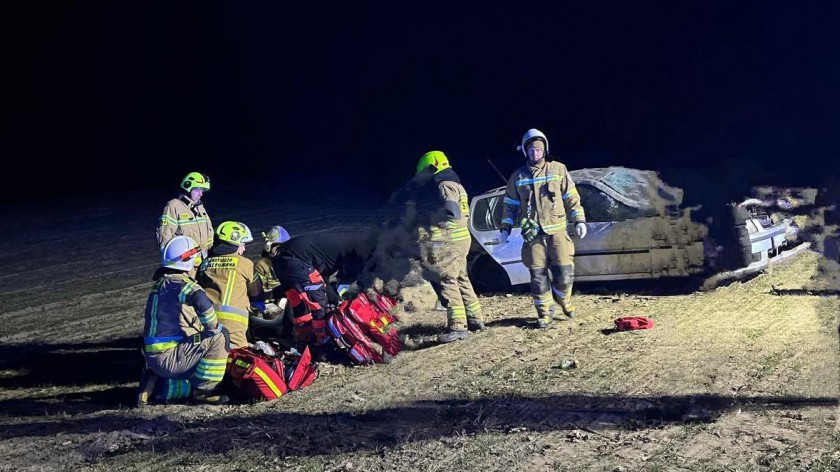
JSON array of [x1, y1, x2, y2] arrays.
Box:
[[3, 1, 839, 205]]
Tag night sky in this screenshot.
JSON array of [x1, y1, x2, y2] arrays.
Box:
[[3, 1, 839, 207]]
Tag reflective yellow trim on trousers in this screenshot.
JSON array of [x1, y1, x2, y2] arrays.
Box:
[[466, 301, 481, 314], [448, 305, 467, 323], [532, 292, 554, 306]]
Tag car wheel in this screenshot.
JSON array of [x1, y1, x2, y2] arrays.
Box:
[[468, 254, 513, 293]]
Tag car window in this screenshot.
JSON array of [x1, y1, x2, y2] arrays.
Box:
[[577, 184, 653, 222], [472, 194, 520, 230]]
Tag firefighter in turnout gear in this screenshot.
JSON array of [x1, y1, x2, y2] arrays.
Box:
[[253, 225, 291, 319], [156, 172, 214, 260], [414, 151, 484, 343], [137, 235, 230, 406], [271, 229, 377, 347], [499, 129, 587, 328], [196, 221, 263, 350]]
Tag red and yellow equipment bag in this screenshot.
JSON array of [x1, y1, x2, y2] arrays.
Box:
[[227, 345, 318, 401], [327, 290, 402, 365]]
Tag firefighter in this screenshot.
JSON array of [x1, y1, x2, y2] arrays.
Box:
[[413, 151, 484, 343], [499, 129, 587, 328], [253, 225, 291, 319], [196, 221, 263, 350], [271, 229, 378, 347], [156, 172, 214, 259], [137, 235, 230, 406]]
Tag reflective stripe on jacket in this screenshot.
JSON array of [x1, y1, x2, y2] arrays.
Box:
[[143, 272, 217, 353], [156, 194, 214, 253], [500, 160, 585, 235]]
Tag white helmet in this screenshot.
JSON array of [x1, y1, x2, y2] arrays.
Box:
[[517, 128, 549, 156], [262, 225, 291, 252], [162, 235, 201, 271]]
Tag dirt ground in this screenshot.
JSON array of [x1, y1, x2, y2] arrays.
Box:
[[1, 184, 838, 472]]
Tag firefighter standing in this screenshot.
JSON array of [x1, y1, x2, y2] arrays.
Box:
[[137, 235, 230, 406], [413, 151, 484, 343], [499, 129, 587, 328], [196, 221, 263, 350], [156, 172, 214, 259]]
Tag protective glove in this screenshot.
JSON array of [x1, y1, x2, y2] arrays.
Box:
[[520, 218, 539, 244], [250, 301, 267, 313], [499, 229, 510, 244], [575, 222, 587, 239]]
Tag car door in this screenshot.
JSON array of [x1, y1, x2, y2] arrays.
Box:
[[469, 190, 531, 286]]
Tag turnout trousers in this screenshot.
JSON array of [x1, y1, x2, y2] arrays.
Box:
[[429, 238, 483, 331], [521, 232, 576, 321]]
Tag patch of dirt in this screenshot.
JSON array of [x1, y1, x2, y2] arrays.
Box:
[[0, 188, 837, 472]]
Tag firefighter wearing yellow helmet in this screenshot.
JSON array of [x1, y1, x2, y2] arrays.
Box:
[[156, 171, 214, 260], [414, 151, 484, 343], [196, 221, 262, 350], [500, 128, 587, 328]]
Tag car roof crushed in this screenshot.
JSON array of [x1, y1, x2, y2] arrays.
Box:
[[570, 167, 684, 214]]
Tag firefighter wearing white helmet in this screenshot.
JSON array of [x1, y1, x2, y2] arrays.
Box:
[[500, 128, 587, 328], [156, 171, 214, 260], [138, 235, 231, 405], [196, 221, 262, 350]]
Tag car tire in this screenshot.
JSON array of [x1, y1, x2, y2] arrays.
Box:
[[468, 254, 513, 294]]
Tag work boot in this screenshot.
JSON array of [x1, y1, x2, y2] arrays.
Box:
[[537, 316, 554, 329], [136, 369, 158, 407], [561, 305, 576, 319], [437, 329, 469, 343], [467, 320, 486, 332], [191, 389, 230, 405]]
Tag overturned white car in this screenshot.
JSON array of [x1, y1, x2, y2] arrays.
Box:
[[467, 167, 806, 291]]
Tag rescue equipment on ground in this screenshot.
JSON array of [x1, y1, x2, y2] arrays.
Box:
[[613, 316, 655, 331], [227, 343, 318, 401], [327, 290, 402, 365]]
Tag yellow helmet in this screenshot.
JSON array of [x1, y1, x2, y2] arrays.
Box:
[[416, 150, 451, 175], [215, 221, 253, 245], [181, 172, 211, 192]]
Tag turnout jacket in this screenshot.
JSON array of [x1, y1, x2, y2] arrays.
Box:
[[157, 194, 214, 253], [275, 231, 376, 281], [400, 168, 471, 244], [254, 246, 283, 300], [501, 160, 586, 235], [196, 243, 261, 349], [142, 270, 218, 354]]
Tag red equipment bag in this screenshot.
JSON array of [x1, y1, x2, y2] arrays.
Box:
[[227, 345, 318, 401], [342, 291, 402, 356], [327, 290, 403, 365], [327, 310, 382, 365], [614, 316, 655, 331]]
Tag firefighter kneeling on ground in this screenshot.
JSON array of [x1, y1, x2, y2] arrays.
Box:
[[137, 235, 231, 406]]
